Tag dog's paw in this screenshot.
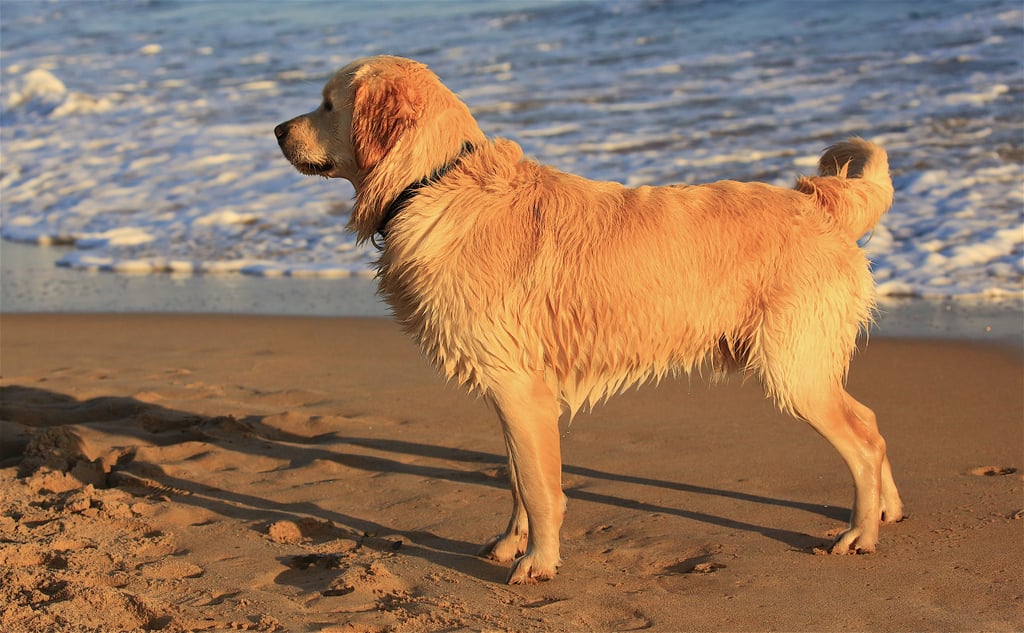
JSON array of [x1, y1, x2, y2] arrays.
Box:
[[506, 552, 560, 585], [880, 499, 906, 524], [829, 527, 878, 554], [478, 532, 527, 563]]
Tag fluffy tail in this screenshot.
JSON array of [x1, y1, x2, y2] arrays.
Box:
[[794, 137, 893, 239]]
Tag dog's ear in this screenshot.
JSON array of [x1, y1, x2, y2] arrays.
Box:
[[352, 74, 422, 170]]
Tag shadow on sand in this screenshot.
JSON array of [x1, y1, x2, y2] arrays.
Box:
[[1, 384, 842, 584]]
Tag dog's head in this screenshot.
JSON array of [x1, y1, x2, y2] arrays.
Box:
[[274, 56, 486, 240]]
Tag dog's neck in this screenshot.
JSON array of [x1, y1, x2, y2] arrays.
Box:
[[374, 141, 477, 244]]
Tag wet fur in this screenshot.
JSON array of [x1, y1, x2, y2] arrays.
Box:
[[275, 55, 905, 584]]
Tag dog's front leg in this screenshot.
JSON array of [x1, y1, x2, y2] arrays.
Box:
[[487, 370, 564, 584], [478, 431, 529, 562]]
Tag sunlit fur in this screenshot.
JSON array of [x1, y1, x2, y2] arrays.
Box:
[[276, 55, 904, 585], [379, 138, 891, 416]]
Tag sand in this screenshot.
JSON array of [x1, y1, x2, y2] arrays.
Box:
[[1, 313, 1021, 632]]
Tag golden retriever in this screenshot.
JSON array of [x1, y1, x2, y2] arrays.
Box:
[[275, 55, 904, 584]]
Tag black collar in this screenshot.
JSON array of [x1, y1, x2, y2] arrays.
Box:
[[375, 141, 476, 244]]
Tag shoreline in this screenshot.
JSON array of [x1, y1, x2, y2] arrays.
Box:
[[3, 240, 1022, 348]]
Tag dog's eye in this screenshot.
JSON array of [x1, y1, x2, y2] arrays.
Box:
[[323, 99, 333, 112]]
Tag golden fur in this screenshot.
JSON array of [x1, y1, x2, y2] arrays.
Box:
[[275, 55, 904, 584]]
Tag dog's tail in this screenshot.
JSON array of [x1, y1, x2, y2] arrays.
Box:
[[794, 137, 893, 239]]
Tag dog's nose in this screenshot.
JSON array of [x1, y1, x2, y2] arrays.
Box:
[[274, 122, 289, 141]]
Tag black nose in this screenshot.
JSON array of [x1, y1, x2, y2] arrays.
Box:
[[274, 122, 289, 141]]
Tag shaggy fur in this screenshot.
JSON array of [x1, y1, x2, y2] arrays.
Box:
[[275, 55, 904, 584]]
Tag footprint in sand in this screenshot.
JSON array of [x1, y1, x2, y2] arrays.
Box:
[[323, 561, 413, 606], [968, 466, 1018, 476]]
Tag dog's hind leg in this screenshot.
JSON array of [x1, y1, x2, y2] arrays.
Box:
[[478, 431, 529, 562], [753, 303, 893, 552], [795, 387, 888, 553], [844, 392, 904, 524], [486, 369, 565, 584]]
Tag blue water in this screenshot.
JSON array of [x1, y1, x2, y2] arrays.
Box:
[[2, 0, 1022, 300]]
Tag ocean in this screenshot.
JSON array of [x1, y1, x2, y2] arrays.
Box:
[[1, 0, 1022, 308]]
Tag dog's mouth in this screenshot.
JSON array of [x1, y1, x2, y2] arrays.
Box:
[[295, 159, 334, 176]]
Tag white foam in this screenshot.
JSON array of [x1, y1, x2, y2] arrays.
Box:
[[76, 227, 156, 248], [193, 210, 258, 227], [518, 123, 581, 138], [944, 84, 1009, 106], [674, 149, 796, 168], [239, 80, 278, 92], [5, 67, 113, 116], [6, 68, 66, 107]]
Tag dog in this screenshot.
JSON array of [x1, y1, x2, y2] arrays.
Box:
[[275, 55, 904, 584]]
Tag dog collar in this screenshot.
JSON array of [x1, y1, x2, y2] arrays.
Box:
[[375, 141, 477, 244]]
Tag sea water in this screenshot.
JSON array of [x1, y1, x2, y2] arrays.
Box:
[[1, 0, 1022, 301]]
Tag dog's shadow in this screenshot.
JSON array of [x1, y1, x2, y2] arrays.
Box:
[[1, 385, 839, 586]]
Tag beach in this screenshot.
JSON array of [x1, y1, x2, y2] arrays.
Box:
[[2, 0, 1022, 630], [1, 313, 1021, 632]]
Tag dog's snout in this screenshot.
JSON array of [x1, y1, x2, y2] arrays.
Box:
[[274, 122, 290, 142]]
